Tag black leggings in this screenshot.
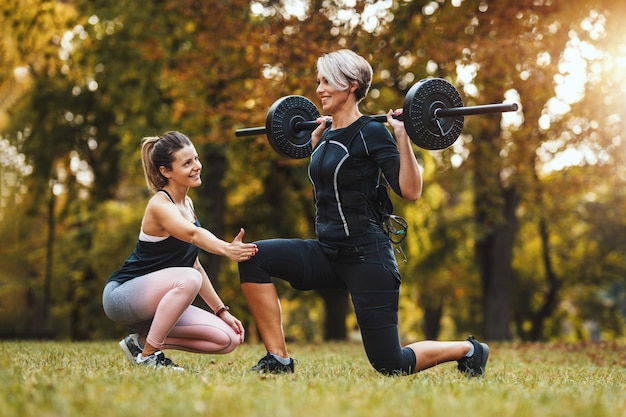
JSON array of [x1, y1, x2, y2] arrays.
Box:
[[238, 233, 416, 375]]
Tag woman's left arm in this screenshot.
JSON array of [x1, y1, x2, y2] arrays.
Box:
[[194, 258, 245, 342], [387, 109, 422, 201]]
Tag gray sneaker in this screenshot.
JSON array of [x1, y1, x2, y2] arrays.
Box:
[[136, 351, 184, 371], [457, 335, 489, 377], [119, 334, 143, 363]]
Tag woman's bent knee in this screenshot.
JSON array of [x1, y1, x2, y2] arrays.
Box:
[[210, 327, 241, 354], [174, 268, 203, 293]]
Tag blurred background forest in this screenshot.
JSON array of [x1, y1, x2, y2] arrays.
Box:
[[1, 0, 625, 343]]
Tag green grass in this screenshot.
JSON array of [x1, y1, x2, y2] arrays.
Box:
[[1, 340, 624, 417]]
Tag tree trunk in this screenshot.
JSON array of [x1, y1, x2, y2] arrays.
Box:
[[475, 185, 519, 341], [529, 216, 561, 341], [422, 297, 443, 340], [318, 289, 349, 340], [41, 182, 55, 334]]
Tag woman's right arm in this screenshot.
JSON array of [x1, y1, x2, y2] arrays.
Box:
[[145, 196, 257, 262], [387, 109, 422, 201]]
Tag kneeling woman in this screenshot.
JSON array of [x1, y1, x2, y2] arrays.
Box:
[[103, 131, 258, 370]]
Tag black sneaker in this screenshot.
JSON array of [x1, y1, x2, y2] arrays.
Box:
[[136, 351, 184, 371], [119, 333, 143, 363], [250, 352, 294, 374], [457, 335, 489, 377]]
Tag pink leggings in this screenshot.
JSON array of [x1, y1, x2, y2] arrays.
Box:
[[102, 267, 241, 354]]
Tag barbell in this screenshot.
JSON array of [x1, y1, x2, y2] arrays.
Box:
[[235, 78, 519, 159]]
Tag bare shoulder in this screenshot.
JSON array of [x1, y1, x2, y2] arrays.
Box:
[[141, 193, 177, 236], [145, 191, 166, 208], [144, 192, 176, 219]]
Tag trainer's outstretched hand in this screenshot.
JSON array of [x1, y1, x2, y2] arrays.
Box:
[[227, 228, 258, 262]]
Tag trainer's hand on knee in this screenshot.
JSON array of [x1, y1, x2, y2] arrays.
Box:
[[220, 312, 245, 343]]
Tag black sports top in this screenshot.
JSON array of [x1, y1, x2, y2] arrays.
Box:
[[308, 117, 402, 242], [106, 190, 201, 285]]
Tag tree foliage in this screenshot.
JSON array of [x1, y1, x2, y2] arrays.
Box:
[[0, 0, 624, 343]]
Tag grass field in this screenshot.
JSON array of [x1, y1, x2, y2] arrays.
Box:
[[1, 340, 624, 417]]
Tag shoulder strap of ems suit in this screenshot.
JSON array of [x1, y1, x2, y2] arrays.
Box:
[[315, 115, 373, 180], [342, 117, 407, 254], [341, 115, 374, 145], [343, 116, 394, 223]]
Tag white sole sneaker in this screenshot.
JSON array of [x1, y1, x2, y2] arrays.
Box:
[[119, 334, 142, 363]]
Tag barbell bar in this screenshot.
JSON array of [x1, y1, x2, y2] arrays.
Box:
[[235, 78, 519, 158]]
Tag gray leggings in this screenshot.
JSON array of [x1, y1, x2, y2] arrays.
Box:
[[103, 267, 241, 354]]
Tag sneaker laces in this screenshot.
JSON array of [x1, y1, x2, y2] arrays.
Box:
[[160, 355, 180, 368]]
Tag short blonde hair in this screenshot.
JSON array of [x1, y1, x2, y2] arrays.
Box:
[[316, 49, 372, 103]]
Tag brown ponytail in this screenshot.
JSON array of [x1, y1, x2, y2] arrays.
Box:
[[140, 131, 193, 192]]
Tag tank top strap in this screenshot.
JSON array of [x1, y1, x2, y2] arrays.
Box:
[[158, 189, 175, 203], [158, 189, 198, 223]]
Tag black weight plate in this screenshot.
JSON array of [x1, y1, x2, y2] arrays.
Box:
[[403, 78, 464, 150], [265, 95, 320, 159]]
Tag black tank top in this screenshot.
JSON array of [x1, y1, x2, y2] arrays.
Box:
[[106, 190, 201, 284]]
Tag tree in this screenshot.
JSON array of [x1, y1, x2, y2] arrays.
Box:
[[2, 0, 624, 342], [370, 0, 626, 341]]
